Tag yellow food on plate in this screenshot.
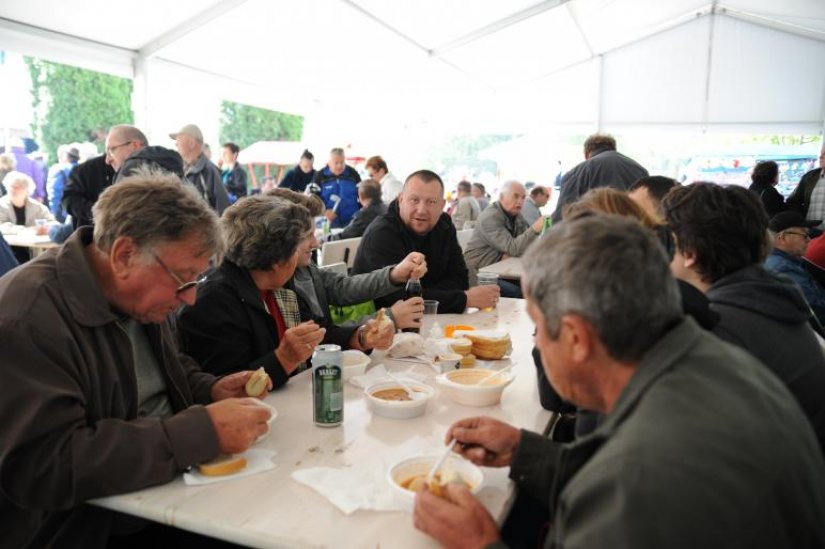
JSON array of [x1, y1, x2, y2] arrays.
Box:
[[198, 454, 247, 476], [245, 367, 270, 397], [459, 354, 476, 368], [372, 387, 420, 401], [399, 471, 471, 498]]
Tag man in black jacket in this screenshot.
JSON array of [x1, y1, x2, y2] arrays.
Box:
[[62, 154, 114, 229], [353, 170, 498, 313]]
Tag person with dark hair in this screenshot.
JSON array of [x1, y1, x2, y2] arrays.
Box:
[[521, 185, 549, 226], [450, 180, 480, 230], [663, 183, 825, 453], [749, 160, 785, 218], [471, 182, 489, 211], [366, 155, 402, 204], [551, 133, 648, 222], [313, 148, 361, 228], [414, 215, 825, 549], [278, 149, 315, 193], [788, 146, 825, 225], [327, 179, 386, 241], [220, 142, 247, 203], [354, 170, 499, 313], [628, 175, 678, 222]]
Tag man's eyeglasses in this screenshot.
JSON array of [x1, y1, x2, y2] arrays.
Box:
[[105, 141, 132, 157], [783, 230, 811, 240], [151, 253, 207, 295]]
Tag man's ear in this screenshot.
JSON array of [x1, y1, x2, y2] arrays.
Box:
[[681, 248, 699, 270], [109, 236, 140, 280], [560, 314, 595, 364]]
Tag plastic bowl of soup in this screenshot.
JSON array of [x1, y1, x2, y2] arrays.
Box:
[[388, 453, 483, 509], [435, 368, 514, 407], [364, 380, 435, 419]]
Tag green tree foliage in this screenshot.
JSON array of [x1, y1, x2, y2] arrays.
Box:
[[25, 58, 133, 163], [219, 100, 303, 149]]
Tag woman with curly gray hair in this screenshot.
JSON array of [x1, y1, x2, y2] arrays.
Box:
[[178, 195, 327, 387]]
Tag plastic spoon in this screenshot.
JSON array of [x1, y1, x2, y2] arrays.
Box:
[[385, 371, 425, 400], [476, 366, 512, 386], [427, 439, 458, 485]]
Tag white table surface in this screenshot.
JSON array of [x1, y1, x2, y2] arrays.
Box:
[[479, 257, 524, 280], [92, 298, 548, 549], [2, 228, 57, 250]]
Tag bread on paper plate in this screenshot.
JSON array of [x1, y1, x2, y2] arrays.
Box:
[[452, 330, 512, 360]]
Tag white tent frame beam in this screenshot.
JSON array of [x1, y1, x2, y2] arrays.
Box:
[[136, 0, 250, 60]]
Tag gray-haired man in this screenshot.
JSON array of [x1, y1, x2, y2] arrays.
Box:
[[414, 215, 825, 549], [0, 169, 271, 548], [171, 123, 230, 214]]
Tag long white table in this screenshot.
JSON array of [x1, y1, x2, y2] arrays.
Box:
[[2, 228, 58, 256], [480, 257, 524, 280], [92, 298, 548, 548]]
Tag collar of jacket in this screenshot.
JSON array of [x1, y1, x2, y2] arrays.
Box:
[[770, 248, 803, 265], [589, 316, 699, 437], [217, 260, 269, 312], [55, 226, 122, 327], [186, 153, 209, 175]]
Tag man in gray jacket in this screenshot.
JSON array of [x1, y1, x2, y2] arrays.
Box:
[[171, 123, 230, 214], [414, 215, 825, 549], [463, 180, 544, 292]]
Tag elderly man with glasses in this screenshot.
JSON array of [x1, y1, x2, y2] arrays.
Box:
[[765, 210, 825, 326], [0, 168, 272, 548]]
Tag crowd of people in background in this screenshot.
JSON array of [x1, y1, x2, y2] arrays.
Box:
[[2, 125, 825, 549]]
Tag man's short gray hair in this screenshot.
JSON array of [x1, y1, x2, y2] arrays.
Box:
[[1, 171, 35, 196], [92, 167, 222, 257], [523, 215, 682, 362], [499, 180, 523, 197], [222, 195, 312, 271]]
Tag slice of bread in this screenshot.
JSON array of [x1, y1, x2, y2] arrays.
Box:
[[198, 455, 247, 477], [449, 337, 473, 356], [245, 367, 270, 397], [454, 330, 512, 360]]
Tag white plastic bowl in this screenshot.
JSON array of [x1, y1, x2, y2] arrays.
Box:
[[364, 380, 435, 419], [435, 368, 514, 407], [388, 453, 483, 509], [342, 349, 371, 380]]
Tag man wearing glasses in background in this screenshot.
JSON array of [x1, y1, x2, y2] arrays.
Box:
[[765, 210, 825, 326], [0, 168, 271, 548]]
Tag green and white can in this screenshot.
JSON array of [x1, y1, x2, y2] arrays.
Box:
[[312, 344, 343, 427]]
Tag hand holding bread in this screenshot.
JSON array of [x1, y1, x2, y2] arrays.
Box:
[[206, 398, 272, 454]]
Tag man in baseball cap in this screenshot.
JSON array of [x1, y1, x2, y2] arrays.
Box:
[[170, 123, 229, 214], [765, 210, 825, 325]]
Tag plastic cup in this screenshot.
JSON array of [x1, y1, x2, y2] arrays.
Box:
[[423, 300, 439, 315], [477, 273, 499, 311]]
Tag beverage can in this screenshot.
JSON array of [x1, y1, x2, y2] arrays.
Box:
[[312, 344, 343, 427]]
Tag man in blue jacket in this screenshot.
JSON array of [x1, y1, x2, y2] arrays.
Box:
[[313, 147, 361, 228]]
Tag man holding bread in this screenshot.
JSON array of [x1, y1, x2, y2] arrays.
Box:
[[0, 169, 272, 548], [414, 215, 825, 549]]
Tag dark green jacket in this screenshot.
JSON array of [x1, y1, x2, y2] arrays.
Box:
[[490, 318, 825, 549]]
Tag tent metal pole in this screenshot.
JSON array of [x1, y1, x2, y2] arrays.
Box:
[[701, 4, 719, 132]]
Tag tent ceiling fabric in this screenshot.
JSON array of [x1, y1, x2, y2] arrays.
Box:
[[1, 0, 824, 134]]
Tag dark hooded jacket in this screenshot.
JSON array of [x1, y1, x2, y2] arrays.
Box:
[[708, 264, 825, 453], [353, 199, 469, 313]]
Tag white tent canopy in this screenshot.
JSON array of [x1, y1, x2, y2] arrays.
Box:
[[1, 0, 824, 145]]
